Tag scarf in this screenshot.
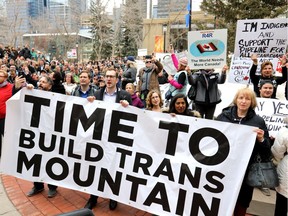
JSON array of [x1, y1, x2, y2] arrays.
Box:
[[200, 70, 213, 89]]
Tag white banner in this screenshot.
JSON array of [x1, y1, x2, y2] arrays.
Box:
[[255, 98, 288, 137], [187, 29, 227, 70], [1, 89, 257, 216], [234, 18, 288, 58]]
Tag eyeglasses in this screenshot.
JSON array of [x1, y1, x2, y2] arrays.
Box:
[[145, 61, 152, 63], [105, 75, 116, 79]]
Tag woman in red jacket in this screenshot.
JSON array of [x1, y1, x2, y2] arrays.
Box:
[[0, 69, 13, 157]]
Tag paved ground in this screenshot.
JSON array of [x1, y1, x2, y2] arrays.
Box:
[[1, 173, 276, 216], [0, 174, 152, 216]]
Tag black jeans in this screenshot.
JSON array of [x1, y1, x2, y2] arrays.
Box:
[[195, 104, 216, 119], [34, 182, 57, 190], [274, 191, 287, 216]]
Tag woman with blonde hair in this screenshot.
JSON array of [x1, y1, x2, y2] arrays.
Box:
[[125, 83, 144, 108], [216, 87, 271, 216], [146, 89, 163, 112]]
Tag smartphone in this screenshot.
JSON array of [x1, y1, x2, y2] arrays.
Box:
[[18, 71, 25, 77]]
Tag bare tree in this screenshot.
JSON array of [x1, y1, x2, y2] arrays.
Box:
[[29, 0, 83, 59], [121, 0, 143, 56], [90, 0, 114, 60], [2, 0, 27, 47]]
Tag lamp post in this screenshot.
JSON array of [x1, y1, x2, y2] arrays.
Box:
[[162, 24, 167, 53], [76, 42, 79, 63]]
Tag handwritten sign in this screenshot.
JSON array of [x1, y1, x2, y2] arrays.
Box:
[[228, 58, 252, 85], [228, 56, 282, 84], [234, 18, 288, 58], [255, 98, 288, 137]]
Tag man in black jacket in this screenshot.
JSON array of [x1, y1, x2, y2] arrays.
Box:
[[14, 76, 58, 198], [84, 68, 132, 211], [19, 44, 32, 59]]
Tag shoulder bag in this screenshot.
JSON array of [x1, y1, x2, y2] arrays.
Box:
[[245, 154, 279, 188], [187, 84, 197, 101]]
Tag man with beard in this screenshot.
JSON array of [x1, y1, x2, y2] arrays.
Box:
[[14, 75, 58, 198]]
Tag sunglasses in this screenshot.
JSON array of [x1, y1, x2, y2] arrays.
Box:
[[145, 61, 152, 63]]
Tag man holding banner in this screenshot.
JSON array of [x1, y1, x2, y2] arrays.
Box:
[[13, 75, 59, 198], [84, 68, 132, 211]]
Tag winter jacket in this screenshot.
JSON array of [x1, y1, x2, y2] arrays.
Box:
[[191, 71, 226, 105], [216, 106, 271, 165], [71, 85, 98, 97], [52, 83, 66, 95], [249, 64, 287, 98], [131, 93, 144, 108], [0, 82, 13, 119], [122, 65, 137, 89], [169, 70, 188, 96], [19, 47, 32, 59], [271, 126, 288, 198], [285, 82, 287, 100], [136, 61, 163, 93], [94, 87, 132, 105]]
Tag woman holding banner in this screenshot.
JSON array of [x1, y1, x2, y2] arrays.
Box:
[[146, 89, 164, 112], [249, 53, 288, 98], [216, 87, 271, 216], [166, 93, 200, 117]]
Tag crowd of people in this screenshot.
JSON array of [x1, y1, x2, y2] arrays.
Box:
[[0, 43, 287, 216]]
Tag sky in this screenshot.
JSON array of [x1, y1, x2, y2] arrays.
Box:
[[104, 0, 121, 13], [99, 0, 203, 14]]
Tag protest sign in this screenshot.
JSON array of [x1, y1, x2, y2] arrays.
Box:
[[161, 51, 188, 75], [228, 58, 252, 85], [234, 18, 288, 58], [67, 49, 77, 59], [255, 98, 288, 137], [228, 56, 281, 84], [1, 89, 257, 216], [187, 29, 227, 70], [138, 49, 148, 57]]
